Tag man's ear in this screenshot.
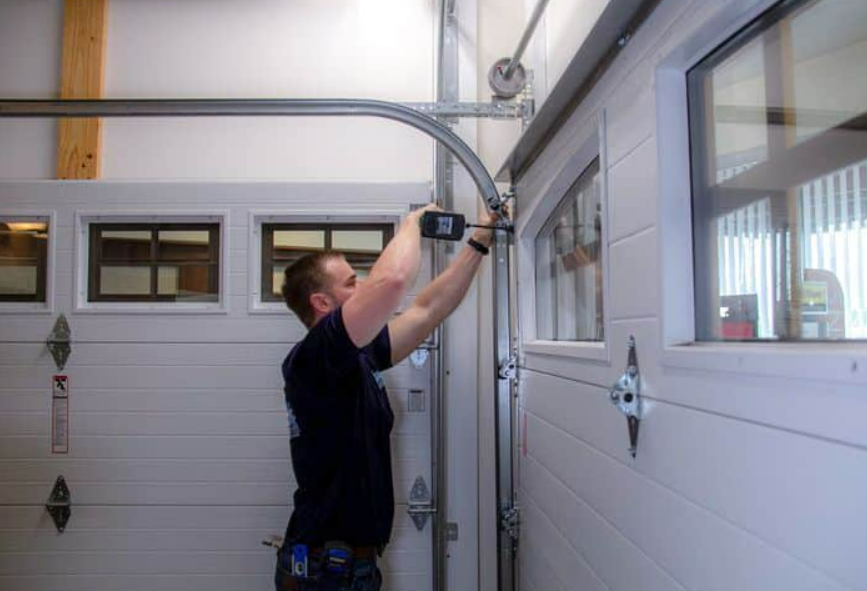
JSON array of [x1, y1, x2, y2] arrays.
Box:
[[309, 292, 332, 316]]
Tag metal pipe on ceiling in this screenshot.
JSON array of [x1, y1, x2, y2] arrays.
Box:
[[503, 0, 551, 80], [0, 98, 503, 212]]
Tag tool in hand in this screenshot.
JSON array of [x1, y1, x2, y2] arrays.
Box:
[[419, 210, 510, 241]]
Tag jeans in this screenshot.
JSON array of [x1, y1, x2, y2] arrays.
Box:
[[275, 546, 383, 591]]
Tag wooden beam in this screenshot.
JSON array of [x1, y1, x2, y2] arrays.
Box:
[[57, 0, 108, 180]]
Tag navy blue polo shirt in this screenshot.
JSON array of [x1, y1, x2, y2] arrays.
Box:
[[281, 307, 395, 548]]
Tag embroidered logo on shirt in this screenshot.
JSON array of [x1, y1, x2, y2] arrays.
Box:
[[372, 370, 385, 390], [286, 400, 301, 439]]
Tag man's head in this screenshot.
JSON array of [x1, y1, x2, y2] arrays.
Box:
[[281, 251, 358, 328]]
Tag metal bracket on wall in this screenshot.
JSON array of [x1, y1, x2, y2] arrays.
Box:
[[406, 101, 531, 122], [407, 475, 437, 531], [46, 314, 71, 371], [45, 475, 71, 533], [609, 336, 642, 458]]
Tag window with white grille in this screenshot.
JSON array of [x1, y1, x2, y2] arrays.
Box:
[[688, 0, 867, 341]]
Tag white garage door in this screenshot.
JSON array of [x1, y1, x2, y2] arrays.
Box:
[[0, 182, 434, 591]]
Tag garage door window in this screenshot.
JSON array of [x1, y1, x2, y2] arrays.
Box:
[[88, 223, 220, 302], [689, 0, 867, 341], [261, 224, 393, 302], [535, 158, 604, 341], [0, 220, 48, 303]]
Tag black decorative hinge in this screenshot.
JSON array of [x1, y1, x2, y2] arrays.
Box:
[[45, 475, 71, 533]]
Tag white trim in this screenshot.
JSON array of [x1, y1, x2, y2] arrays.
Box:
[[0, 210, 56, 315], [247, 208, 408, 315], [73, 211, 230, 315], [516, 111, 611, 364], [655, 0, 867, 384], [522, 340, 608, 362]]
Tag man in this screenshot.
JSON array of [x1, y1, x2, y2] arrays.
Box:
[[274, 204, 500, 591]]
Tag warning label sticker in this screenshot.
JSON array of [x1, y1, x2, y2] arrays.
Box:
[[52, 375, 69, 454]]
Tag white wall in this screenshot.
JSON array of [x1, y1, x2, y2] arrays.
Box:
[[0, 0, 435, 181], [521, 0, 613, 110]]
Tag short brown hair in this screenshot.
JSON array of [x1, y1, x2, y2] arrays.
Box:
[[281, 251, 344, 328]]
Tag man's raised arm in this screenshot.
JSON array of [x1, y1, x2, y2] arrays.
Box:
[[342, 205, 439, 348], [388, 210, 500, 365]]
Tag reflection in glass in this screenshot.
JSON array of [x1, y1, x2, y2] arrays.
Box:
[[99, 267, 151, 295], [158, 230, 211, 261], [0, 220, 49, 302], [332, 231, 383, 253], [101, 230, 152, 261], [535, 158, 603, 342], [689, 0, 867, 340], [274, 231, 325, 254], [158, 265, 216, 301]]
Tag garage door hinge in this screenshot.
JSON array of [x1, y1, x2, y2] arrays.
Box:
[[499, 505, 520, 542], [407, 475, 436, 531], [46, 314, 72, 371], [498, 355, 518, 382]]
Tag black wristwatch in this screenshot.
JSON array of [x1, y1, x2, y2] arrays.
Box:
[[467, 237, 490, 256]]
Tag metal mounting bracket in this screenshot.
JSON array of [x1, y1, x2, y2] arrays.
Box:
[[499, 505, 520, 542], [45, 475, 71, 533], [409, 348, 429, 369], [498, 355, 518, 381], [46, 314, 71, 371], [406, 100, 529, 121], [406, 475, 436, 531], [609, 336, 642, 458]]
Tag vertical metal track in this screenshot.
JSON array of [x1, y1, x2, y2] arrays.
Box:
[[492, 230, 516, 591], [433, 1, 460, 590]]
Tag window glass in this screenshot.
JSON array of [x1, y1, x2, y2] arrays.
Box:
[[332, 230, 384, 253], [689, 0, 867, 340], [262, 224, 392, 302], [534, 158, 604, 341], [158, 230, 211, 261], [0, 220, 49, 302], [89, 223, 219, 303]]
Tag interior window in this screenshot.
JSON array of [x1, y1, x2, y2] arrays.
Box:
[[88, 223, 220, 303], [534, 158, 604, 341], [0, 220, 49, 303], [262, 224, 393, 302], [689, 0, 867, 340]]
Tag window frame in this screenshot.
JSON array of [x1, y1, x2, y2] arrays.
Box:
[[260, 222, 394, 303], [516, 112, 611, 362], [248, 211, 404, 315], [656, 0, 867, 385], [88, 222, 221, 303], [74, 212, 229, 314], [0, 211, 56, 314]]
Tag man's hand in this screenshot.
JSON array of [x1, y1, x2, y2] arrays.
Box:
[[470, 206, 508, 248]]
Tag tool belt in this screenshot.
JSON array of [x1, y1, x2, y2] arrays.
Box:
[[276, 541, 380, 590]]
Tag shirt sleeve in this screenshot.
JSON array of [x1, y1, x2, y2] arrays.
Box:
[[311, 307, 362, 375], [365, 324, 393, 372]]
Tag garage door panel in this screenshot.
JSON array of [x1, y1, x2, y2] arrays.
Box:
[[0, 388, 426, 417], [0, 365, 427, 391], [0, 317, 305, 344], [0, 574, 274, 591], [0, 518, 427, 554], [0, 433, 427, 460], [0, 506, 291, 530], [0, 474, 425, 507], [0, 458, 426, 491]]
